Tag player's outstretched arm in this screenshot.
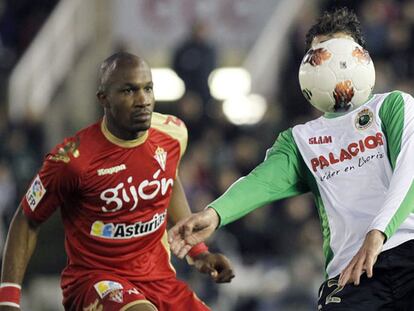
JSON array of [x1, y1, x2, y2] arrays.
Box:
[[168, 208, 219, 259], [0, 205, 40, 310]]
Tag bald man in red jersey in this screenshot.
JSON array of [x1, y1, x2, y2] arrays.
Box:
[[0, 52, 234, 311]]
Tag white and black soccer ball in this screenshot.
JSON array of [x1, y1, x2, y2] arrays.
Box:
[[298, 38, 375, 113]]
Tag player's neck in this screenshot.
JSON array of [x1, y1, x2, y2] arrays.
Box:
[[324, 94, 375, 119], [324, 111, 351, 119], [102, 117, 147, 143]]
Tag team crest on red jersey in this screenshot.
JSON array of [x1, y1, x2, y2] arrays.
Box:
[[49, 137, 80, 163], [154, 146, 167, 171]]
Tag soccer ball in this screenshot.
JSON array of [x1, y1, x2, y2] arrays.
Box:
[[298, 38, 375, 113]]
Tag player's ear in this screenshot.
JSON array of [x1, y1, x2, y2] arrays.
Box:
[[96, 90, 109, 109]]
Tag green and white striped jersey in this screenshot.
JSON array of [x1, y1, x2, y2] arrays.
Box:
[[210, 91, 414, 278]]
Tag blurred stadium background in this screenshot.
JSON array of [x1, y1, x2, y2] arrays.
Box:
[[0, 0, 413, 310]]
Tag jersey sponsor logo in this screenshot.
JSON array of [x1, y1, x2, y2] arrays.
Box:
[[25, 175, 46, 211], [355, 108, 374, 130], [309, 136, 332, 145], [310, 132, 384, 172], [99, 169, 174, 212], [90, 211, 166, 239], [94, 280, 123, 300], [97, 164, 126, 176], [154, 146, 167, 171]]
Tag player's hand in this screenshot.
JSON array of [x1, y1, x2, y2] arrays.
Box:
[[168, 208, 220, 259], [193, 252, 235, 283], [338, 229, 385, 287]]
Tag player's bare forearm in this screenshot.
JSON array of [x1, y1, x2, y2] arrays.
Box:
[[166, 180, 235, 281], [1, 206, 40, 285], [167, 178, 216, 258], [168, 208, 220, 258], [167, 176, 192, 225]]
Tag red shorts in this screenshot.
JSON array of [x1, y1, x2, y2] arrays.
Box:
[[62, 273, 210, 311]]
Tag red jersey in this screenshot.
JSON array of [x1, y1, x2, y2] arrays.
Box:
[[22, 112, 187, 290]]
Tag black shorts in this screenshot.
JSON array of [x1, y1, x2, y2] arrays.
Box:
[[318, 239, 414, 311]]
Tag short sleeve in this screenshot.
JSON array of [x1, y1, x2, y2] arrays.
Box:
[[151, 112, 188, 158], [22, 137, 81, 223]]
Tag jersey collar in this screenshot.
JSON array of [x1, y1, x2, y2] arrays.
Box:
[[100, 118, 148, 148]]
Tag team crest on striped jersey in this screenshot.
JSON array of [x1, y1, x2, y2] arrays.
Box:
[[154, 146, 167, 171], [355, 108, 374, 130]]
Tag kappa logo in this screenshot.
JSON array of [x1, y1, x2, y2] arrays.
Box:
[[97, 164, 126, 176], [154, 146, 167, 171], [25, 175, 46, 211]]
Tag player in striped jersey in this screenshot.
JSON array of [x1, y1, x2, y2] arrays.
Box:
[[0, 53, 234, 311], [169, 8, 414, 310]]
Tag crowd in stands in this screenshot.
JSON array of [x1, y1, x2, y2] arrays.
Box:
[[0, 0, 58, 257], [1, 0, 414, 310]]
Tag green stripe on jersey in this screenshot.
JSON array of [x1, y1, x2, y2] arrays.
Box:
[[385, 180, 414, 238], [379, 91, 405, 169], [380, 91, 414, 238], [316, 195, 333, 278], [302, 163, 333, 278]]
